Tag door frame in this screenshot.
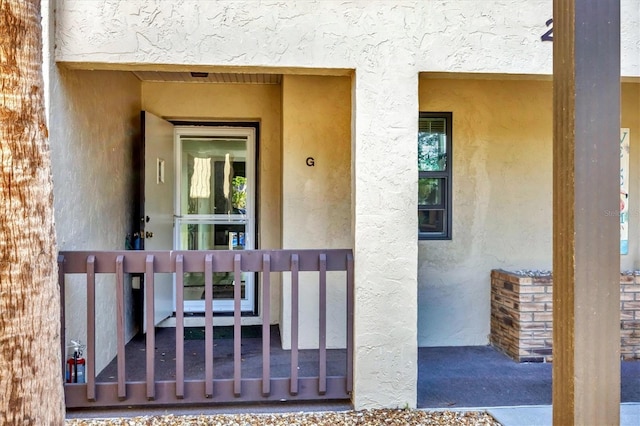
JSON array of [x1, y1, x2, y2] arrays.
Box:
[[172, 124, 259, 315]]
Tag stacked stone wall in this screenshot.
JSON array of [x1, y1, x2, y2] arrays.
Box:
[[491, 270, 640, 362]]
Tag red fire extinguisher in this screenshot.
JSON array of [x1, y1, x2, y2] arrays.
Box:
[[66, 340, 86, 383]]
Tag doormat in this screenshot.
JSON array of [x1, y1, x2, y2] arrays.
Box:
[[184, 325, 262, 340]]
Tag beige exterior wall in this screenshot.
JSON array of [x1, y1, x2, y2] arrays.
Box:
[[418, 77, 640, 346], [280, 75, 352, 349], [54, 1, 639, 77], [49, 68, 141, 373], [49, 0, 640, 410], [142, 82, 283, 323]]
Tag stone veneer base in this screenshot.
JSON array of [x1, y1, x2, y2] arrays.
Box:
[[491, 269, 640, 362]]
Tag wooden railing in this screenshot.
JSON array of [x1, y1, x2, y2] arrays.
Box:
[[59, 249, 353, 408]]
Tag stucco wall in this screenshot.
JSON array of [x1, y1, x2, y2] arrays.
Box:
[[280, 75, 352, 349], [55, 1, 639, 77], [50, 0, 639, 410], [49, 68, 141, 373], [141, 82, 283, 322], [418, 77, 640, 346]]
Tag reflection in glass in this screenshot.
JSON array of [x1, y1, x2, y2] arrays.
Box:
[[178, 223, 247, 251], [418, 117, 447, 172], [418, 178, 443, 206], [178, 222, 247, 301], [182, 272, 247, 301], [176, 137, 248, 301], [418, 210, 445, 234], [181, 138, 247, 216], [176, 131, 255, 312], [189, 157, 211, 199]]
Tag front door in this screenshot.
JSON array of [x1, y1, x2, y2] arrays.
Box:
[[174, 126, 256, 312], [142, 111, 175, 327], [143, 111, 257, 315]]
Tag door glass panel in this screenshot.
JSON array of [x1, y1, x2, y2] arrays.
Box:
[[175, 130, 254, 312], [180, 138, 247, 217], [178, 222, 247, 251], [177, 222, 249, 302]]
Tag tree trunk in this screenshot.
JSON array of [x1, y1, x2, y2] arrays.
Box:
[[0, 0, 65, 423]]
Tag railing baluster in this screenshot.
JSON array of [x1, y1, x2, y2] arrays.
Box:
[[175, 255, 185, 399], [145, 255, 155, 400], [205, 254, 214, 398], [290, 254, 299, 395], [86, 255, 96, 401], [59, 248, 354, 408], [115, 256, 126, 400], [346, 252, 354, 393], [318, 253, 327, 394], [233, 253, 242, 397], [262, 254, 271, 396], [58, 255, 65, 382]]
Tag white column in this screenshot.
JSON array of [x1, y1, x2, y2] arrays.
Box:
[[351, 68, 418, 409]]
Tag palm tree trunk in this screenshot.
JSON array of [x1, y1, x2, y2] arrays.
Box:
[[0, 0, 64, 423]]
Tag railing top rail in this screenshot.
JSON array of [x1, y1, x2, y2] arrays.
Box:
[[58, 249, 353, 274]]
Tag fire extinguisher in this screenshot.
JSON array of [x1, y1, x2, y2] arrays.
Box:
[[66, 340, 86, 384]]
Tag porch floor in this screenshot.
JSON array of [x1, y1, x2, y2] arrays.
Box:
[[93, 329, 639, 410], [97, 325, 347, 382], [418, 346, 640, 408]]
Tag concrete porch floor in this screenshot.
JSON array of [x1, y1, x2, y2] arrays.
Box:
[[96, 326, 347, 382], [420, 346, 639, 426], [419, 345, 639, 407], [73, 329, 639, 424]]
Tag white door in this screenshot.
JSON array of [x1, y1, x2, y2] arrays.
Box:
[[174, 126, 256, 313], [142, 111, 175, 327]]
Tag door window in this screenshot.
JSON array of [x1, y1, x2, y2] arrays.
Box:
[[174, 128, 256, 312]]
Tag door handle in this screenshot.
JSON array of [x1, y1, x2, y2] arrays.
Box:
[[145, 231, 154, 239]]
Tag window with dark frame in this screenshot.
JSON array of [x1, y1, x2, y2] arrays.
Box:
[[418, 112, 452, 240]]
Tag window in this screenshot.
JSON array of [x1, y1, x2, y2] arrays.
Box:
[[418, 112, 452, 240]]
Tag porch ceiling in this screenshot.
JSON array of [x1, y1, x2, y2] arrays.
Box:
[[132, 71, 282, 84]]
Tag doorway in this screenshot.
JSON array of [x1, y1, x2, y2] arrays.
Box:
[[143, 111, 257, 318], [175, 126, 256, 313]]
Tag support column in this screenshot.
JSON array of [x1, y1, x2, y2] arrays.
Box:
[[351, 68, 418, 410], [552, 1, 621, 425]]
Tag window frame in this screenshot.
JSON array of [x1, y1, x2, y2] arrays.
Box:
[[418, 112, 452, 240]]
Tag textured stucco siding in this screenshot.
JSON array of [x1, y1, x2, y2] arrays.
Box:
[[418, 78, 640, 346], [350, 66, 419, 408], [48, 0, 640, 410], [55, 0, 639, 77], [281, 75, 351, 350], [49, 68, 141, 373]]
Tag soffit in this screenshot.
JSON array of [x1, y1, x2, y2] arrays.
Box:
[[133, 71, 282, 84]]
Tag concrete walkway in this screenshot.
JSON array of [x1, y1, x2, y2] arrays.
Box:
[[68, 402, 640, 425], [485, 403, 640, 426]]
